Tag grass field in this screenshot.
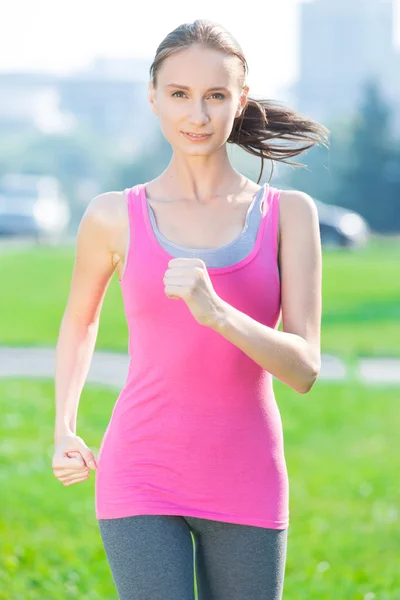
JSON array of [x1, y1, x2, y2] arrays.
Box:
[[1, 377, 399, 599], [0, 237, 399, 361]]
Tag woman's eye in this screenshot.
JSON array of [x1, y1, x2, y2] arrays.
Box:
[[171, 92, 225, 99]]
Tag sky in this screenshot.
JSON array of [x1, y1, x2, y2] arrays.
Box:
[[1, 0, 400, 97]]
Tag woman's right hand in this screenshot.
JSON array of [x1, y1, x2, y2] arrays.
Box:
[[52, 434, 98, 486]]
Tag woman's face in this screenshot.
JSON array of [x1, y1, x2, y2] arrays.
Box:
[[149, 44, 249, 155]]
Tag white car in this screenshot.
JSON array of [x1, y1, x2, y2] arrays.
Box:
[[313, 197, 370, 249], [0, 173, 70, 241]]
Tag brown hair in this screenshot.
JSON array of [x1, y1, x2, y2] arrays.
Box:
[[149, 19, 330, 184]]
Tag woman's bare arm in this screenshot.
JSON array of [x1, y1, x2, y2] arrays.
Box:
[[54, 191, 124, 443], [212, 190, 322, 394]]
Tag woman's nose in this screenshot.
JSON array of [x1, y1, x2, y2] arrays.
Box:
[[189, 102, 210, 125]]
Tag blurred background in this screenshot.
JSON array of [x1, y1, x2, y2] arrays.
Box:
[[0, 1, 399, 599]]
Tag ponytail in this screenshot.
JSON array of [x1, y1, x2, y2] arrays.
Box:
[[230, 97, 330, 183]]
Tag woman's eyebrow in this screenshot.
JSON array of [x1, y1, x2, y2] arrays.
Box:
[[165, 84, 229, 92]]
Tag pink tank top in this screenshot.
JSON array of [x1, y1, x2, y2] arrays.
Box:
[[95, 183, 289, 529]]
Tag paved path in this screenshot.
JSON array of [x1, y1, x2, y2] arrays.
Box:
[[0, 347, 399, 388]]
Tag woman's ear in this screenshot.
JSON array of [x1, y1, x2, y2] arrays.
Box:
[[236, 85, 249, 117], [148, 82, 158, 116], [240, 85, 250, 111]]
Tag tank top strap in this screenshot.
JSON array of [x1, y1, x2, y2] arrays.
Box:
[[119, 183, 150, 283], [127, 183, 151, 240], [259, 185, 281, 266], [125, 183, 140, 221]]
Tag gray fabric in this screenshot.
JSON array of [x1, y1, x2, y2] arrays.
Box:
[[98, 514, 288, 600], [147, 186, 267, 268]]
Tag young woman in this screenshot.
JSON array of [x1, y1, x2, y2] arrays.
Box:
[[52, 19, 329, 600]]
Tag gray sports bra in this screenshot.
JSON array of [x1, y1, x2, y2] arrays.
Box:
[[147, 185, 270, 268]]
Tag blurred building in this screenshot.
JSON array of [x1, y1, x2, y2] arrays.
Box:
[[294, 0, 400, 130], [0, 57, 159, 155]]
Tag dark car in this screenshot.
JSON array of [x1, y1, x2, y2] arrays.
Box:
[[313, 198, 369, 248], [0, 173, 70, 241], [280, 186, 370, 248]]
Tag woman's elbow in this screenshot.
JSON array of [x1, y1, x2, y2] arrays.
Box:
[[297, 362, 321, 394]]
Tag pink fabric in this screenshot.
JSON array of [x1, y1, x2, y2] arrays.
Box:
[[95, 183, 289, 529]]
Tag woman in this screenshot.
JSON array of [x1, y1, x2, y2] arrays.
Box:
[[52, 19, 329, 600]]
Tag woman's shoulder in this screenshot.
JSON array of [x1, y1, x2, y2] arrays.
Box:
[[278, 188, 318, 222], [83, 189, 127, 226], [78, 190, 129, 249], [277, 189, 319, 247], [78, 190, 131, 270]]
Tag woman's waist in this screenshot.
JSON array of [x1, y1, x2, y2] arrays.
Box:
[[124, 360, 273, 392], [108, 389, 284, 454], [100, 416, 286, 475]]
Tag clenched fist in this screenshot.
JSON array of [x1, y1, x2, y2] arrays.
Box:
[[52, 434, 97, 487], [163, 258, 225, 327]]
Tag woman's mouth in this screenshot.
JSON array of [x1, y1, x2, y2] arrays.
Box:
[[181, 132, 212, 142]]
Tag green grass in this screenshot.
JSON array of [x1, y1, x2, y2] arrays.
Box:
[[321, 238, 400, 361], [0, 238, 399, 361], [0, 246, 128, 351], [0, 377, 399, 599]]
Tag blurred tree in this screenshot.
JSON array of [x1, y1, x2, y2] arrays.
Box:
[[282, 114, 355, 205], [107, 131, 172, 191], [0, 133, 31, 180], [22, 130, 112, 184], [336, 79, 400, 232], [282, 80, 400, 234]]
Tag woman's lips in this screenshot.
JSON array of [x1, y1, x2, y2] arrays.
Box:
[[181, 132, 212, 142]]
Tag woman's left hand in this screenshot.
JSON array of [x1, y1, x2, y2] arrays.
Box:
[[163, 258, 224, 328]]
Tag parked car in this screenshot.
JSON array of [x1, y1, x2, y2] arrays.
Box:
[[0, 173, 70, 241], [281, 186, 370, 248], [314, 197, 370, 248]]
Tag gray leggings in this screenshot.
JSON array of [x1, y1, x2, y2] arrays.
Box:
[[98, 515, 288, 600]]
